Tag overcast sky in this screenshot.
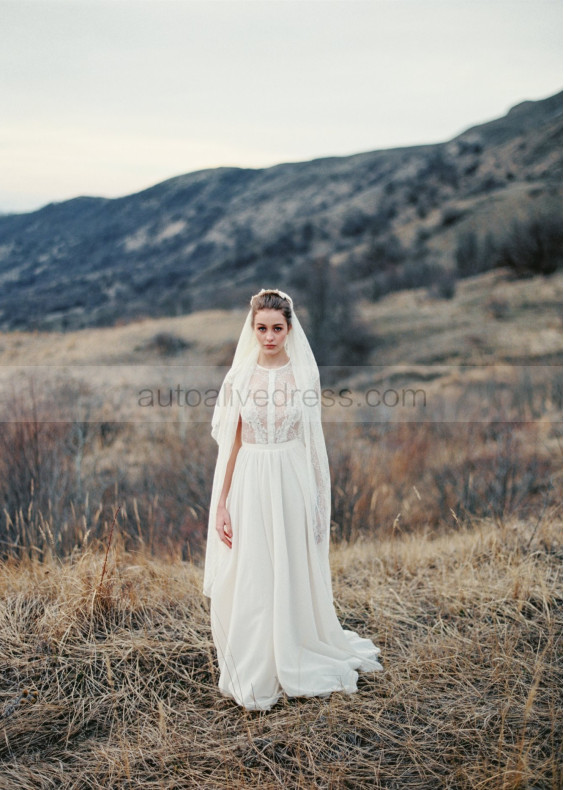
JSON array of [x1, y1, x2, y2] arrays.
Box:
[[0, 0, 561, 214]]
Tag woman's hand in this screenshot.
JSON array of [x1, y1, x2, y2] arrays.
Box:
[[216, 504, 233, 549]]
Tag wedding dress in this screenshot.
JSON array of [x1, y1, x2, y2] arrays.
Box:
[[209, 358, 383, 710]]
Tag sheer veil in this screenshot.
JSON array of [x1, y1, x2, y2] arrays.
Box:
[[203, 288, 332, 598]]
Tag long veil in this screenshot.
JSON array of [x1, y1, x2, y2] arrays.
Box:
[[203, 290, 332, 598]]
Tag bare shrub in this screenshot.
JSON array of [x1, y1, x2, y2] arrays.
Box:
[[454, 229, 498, 277], [371, 259, 444, 300], [495, 213, 563, 276], [1, 370, 559, 568], [485, 295, 510, 319], [456, 213, 563, 280], [427, 267, 457, 299], [343, 233, 408, 283], [133, 424, 216, 559], [326, 419, 560, 542], [302, 257, 376, 369], [135, 332, 192, 356], [366, 233, 406, 270], [0, 377, 131, 560], [0, 381, 85, 557], [441, 205, 465, 226], [419, 147, 459, 188], [340, 208, 371, 237], [431, 422, 557, 523]]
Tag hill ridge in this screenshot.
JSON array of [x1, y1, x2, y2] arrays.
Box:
[[0, 91, 561, 331]]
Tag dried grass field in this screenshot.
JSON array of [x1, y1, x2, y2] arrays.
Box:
[[0, 511, 561, 789], [0, 268, 561, 788]]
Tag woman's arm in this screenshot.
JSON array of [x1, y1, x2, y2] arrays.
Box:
[[215, 415, 242, 549]]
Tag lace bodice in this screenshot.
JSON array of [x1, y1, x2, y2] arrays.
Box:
[[240, 360, 304, 444]]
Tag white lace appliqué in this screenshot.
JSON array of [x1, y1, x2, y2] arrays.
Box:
[[240, 362, 304, 445]]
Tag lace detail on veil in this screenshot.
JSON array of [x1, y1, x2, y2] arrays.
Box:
[[308, 374, 331, 545]]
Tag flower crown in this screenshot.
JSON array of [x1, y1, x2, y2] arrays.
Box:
[[250, 288, 294, 311]]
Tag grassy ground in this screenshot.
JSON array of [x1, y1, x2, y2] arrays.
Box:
[[0, 268, 561, 787], [0, 514, 561, 789], [0, 270, 560, 369]]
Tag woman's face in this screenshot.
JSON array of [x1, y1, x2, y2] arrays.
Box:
[[253, 308, 291, 359]]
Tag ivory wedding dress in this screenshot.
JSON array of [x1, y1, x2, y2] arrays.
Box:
[[209, 359, 383, 710]]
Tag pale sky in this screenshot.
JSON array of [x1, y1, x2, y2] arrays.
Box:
[[0, 0, 561, 214]]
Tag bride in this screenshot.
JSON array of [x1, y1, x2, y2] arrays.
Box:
[[204, 288, 383, 710]]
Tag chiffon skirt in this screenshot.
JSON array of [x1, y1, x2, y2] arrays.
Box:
[[209, 438, 383, 710]]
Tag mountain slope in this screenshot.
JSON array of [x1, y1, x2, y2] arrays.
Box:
[[0, 91, 561, 331]]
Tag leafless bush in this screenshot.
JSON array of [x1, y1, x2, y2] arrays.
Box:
[[301, 257, 376, 369], [455, 230, 496, 277], [495, 213, 563, 276], [326, 419, 560, 542], [0, 377, 132, 560], [456, 213, 562, 280], [427, 267, 457, 299], [135, 332, 192, 356], [441, 205, 465, 226], [431, 423, 557, 523], [371, 259, 444, 300], [340, 208, 371, 237], [419, 147, 460, 188], [133, 424, 216, 559], [366, 233, 406, 270], [0, 381, 84, 557], [485, 295, 510, 319]]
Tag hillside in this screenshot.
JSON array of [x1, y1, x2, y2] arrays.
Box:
[[0, 92, 561, 332]]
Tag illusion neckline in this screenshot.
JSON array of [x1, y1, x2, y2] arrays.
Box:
[[256, 358, 291, 371]]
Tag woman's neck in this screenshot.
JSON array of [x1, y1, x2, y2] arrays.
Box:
[[256, 351, 290, 369]]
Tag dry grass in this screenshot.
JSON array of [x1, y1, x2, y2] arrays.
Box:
[[0, 266, 560, 787], [358, 269, 562, 367], [0, 515, 561, 789], [0, 270, 560, 370], [1, 415, 559, 562], [327, 419, 561, 540]]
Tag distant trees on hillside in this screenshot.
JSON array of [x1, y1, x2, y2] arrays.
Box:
[[455, 212, 562, 278], [297, 257, 376, 371]]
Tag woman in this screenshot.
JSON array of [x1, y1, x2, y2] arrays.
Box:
[[204, 288, 383, 710]]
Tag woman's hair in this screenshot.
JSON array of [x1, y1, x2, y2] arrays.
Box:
[[250, 290, 292, 328]]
